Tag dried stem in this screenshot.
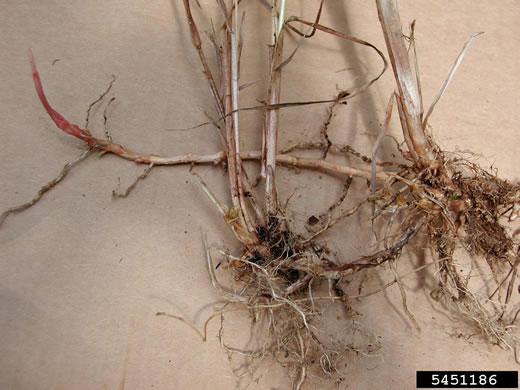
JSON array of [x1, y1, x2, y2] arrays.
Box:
[[375, 0, 435, 167], [182, 0, 225, 121], [263, 27, 284, 215], [218, 2, 257, 236]]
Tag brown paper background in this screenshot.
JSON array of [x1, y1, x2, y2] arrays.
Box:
[[1, 1, 519, 389]]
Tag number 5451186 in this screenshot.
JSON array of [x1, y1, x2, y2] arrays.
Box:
[[431, 374, 497, 386]]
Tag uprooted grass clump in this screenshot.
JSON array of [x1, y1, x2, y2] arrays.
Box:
[[189, 143, 520, 384], [3, 0, 520, 388], [204, 149, 520, 385], [201, 211, 385, 386], [368, 135, 520, 346], [422, 157, 519, 346]]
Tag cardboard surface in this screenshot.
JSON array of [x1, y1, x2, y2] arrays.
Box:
[[1, 1, 519, 389]]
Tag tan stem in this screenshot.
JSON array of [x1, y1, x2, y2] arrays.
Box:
[[81, 135, 389, 181], [222, 22, 255, 233], [272, 153, 389, 181], [222, 32, 239, 207], [263, 30, 284, 214], [375, 0, 436, 167], [182, 0, 225, 120]]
